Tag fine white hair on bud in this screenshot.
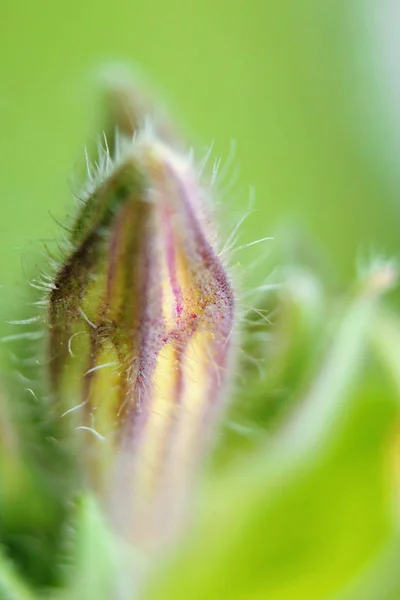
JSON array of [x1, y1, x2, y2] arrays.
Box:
[[47, 88, 237, 550]]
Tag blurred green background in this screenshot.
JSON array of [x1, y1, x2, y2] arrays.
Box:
[[2, 2, 400, 599], [1, 0, 399, 302]]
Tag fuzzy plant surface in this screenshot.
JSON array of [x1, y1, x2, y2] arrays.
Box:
[[1, 70, 400, 600]]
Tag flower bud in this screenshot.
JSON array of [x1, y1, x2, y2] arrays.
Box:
[[48, 127, 236, 548]]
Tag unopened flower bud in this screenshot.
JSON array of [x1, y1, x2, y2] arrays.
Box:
[[48, 123, 236, 548]]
